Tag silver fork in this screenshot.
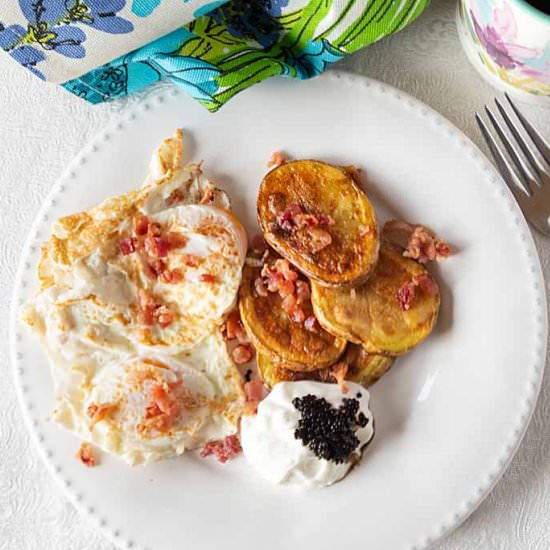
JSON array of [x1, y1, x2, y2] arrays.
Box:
[[475, 93, 550, 236]]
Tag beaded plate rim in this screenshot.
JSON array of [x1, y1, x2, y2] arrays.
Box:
[[9, 71, 548, 550]]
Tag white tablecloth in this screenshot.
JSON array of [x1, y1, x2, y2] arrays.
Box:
[[1, 1, 549, 548]]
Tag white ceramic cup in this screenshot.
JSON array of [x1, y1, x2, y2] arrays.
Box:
[[457, 0, 550, 103]]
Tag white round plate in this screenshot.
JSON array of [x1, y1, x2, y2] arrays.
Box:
[[10, 72, 547, 550]]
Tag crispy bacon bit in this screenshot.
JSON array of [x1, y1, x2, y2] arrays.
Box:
[[232, 343, 254, 365], [261, 266, 282, 293], [138, 288, 156, 307], [306, 227, 332, 252], [243, 380, 264, 415], [434, 240, 452, 259], [224, 311, 241, 340], [344, 165, 364, 187], [260, 260, 310, 325], [274, 259, 299, 282], [224, 310, 248, 343], [136, 289, 175, 328], [267, 151, 287, 168], [167, 188, 185, 206], [331, 362, 349, 394], [138, 381, 183, 435], [123, 214, 189, 269], [141, 259, 159, 280], [396, 281, 416, 311], [294, 212, 319, 229], [87, 402, 118, 431], [277, 202, 302, 231], [261, 260, 299, 292], [134, 215, 150, 236], [200, 434, 242, 463], [295, 280, 311, 303], [76, 442, 97, 468], [148, 222, 162, 237], [150, 259, 167, 277], [383, 220, 452, 263], [199, 273, 218, 284], [156, 306, 174, 328], [281, 293, 297, 314], [288, 304, 306, 324], [244, 380, 264, 402], [151, 383, 181, 417], [182, 254, 202, 267], [144, 234, 167, 258], [200, 187, 216, 205], [276, 203, 335, 234], [396, 274, 438, 311], [304, 315, 318, 331], [160, 268, 183, 284], [119, 237, 136, 255], [163, 231, 189, 250], [254, 277, 268, 297], [137, 289, 156, 325], [277, 278, 295, 298]]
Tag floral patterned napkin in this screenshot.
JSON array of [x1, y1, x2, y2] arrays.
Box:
[[1, 1, 429, 111], [0, 1, 226, 82]]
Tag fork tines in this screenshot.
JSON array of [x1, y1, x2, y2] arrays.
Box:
[[476, 94, 550, 236], [476, 93, 549, 195]]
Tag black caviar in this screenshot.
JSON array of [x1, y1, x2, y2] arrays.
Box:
[[292, 394, 369, 464]]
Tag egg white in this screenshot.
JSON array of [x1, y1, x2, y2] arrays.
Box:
[[22, 131, 247, 465], [53, 332, 244, 465]]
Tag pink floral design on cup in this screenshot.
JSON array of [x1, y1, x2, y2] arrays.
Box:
[[457, 0, 550, 101]]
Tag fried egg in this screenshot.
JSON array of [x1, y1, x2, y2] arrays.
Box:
[[26, 204, 246, 360], [53, 333, 244, 465], [22, 131, 247, 464]]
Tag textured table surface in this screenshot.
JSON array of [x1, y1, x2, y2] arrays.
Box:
[[1, 1, 549, 549]]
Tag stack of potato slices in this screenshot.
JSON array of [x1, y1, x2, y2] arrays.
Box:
[[239, 160, 441, 390]]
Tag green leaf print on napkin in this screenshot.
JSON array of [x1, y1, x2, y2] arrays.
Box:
[[64, 0, 430, 110]]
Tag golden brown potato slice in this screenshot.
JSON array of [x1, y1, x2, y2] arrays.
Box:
[[311, 244, 440, 355], [257, 344, 393, 388], [239, 259, 346, 371], [256, 353, 335, 386], [344, 344, 395, 387], [257, 160, 379, 287]]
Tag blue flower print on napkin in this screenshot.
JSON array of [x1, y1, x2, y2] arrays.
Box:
[[1, 1, 134, 78], [13, 0, 134, 62], [0, 22, 46, 78]]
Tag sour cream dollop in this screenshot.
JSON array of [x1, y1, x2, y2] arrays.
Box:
[[241, 381, 374, 488]]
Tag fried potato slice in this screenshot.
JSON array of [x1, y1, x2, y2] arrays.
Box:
[[257, 160, 379, 287], [257, 344, 394, 388], [238, 261, 346, 371], [311, 244, 440, 355], [344, 344, 395, 387]]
